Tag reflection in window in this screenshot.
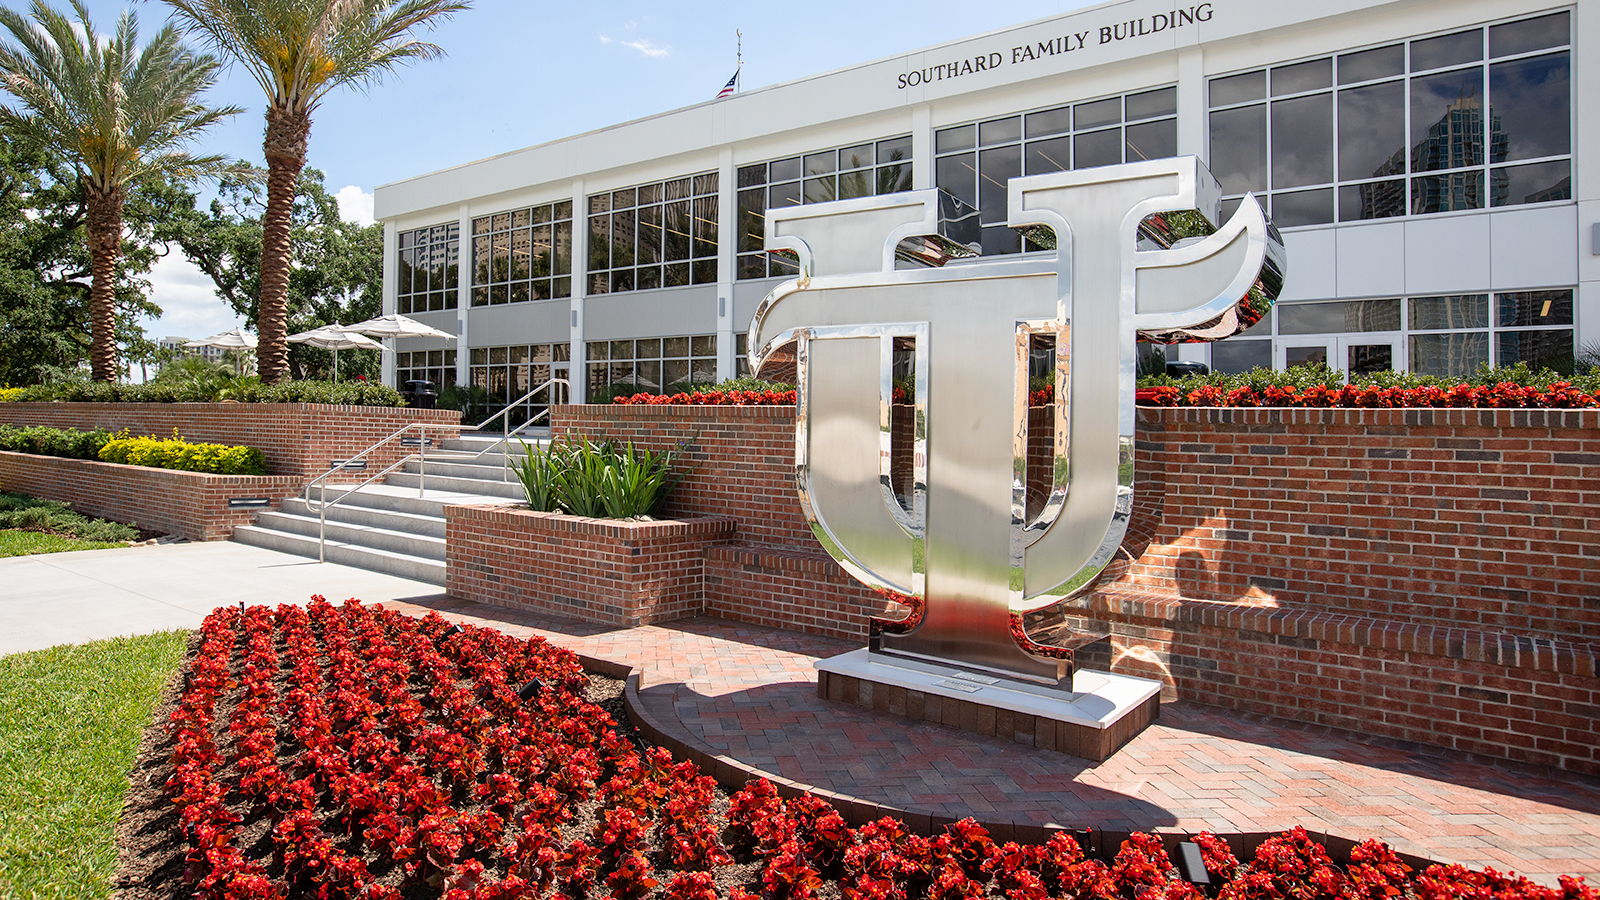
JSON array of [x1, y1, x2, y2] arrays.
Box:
[[586, 334, 717, 400], [1211, 288, 1576, 376], [470, 203, 572, 307], [938, 86, 1177, 256], [397, 349, 458, 390], [736, 136, 912, 280], [589, 174, 718, 294], [467, 343, 570, 428], [1208, 11, 1570, 227], [398, 223, 460, 314]]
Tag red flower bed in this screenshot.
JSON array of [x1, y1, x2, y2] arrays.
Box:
[[612, 389, 797, 406], [1133, 381, 1600, 409], [167, 600, 1597, 899]]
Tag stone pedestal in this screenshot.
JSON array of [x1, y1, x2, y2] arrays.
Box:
[[815, 649, 1161, 761]]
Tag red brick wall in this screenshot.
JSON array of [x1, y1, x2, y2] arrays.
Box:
[[446, 504, 737, 627], [0, 451, 302, 541], [1123, 406, 1600, 642], [550, 403, 1600, 774], [0, 403, 461, 479]]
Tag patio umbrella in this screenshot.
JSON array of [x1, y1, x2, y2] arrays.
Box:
[[184, 328, 257, 374], [344, 314, 457, 382], [288, 325, 383, 380]]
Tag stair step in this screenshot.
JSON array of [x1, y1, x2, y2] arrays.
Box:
[[401, 458, 523, 482], [233, 525, 446, 585], [385, 471, 527, 500], [251, 511, 446, 559], [277, 497, 447, 538]]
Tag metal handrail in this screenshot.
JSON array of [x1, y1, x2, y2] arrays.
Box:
[[460, 376, 570, 482], [296, 376, 572, 563]]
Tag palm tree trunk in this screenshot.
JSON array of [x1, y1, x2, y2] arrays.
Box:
[[84, 185, 124, 382], [259, 105, 311, 385]]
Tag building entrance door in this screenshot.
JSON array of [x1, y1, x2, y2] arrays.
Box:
[[1277, 335, 1403, 376]]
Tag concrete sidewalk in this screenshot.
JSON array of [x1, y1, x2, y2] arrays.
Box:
[[0, 541, 446, 655]]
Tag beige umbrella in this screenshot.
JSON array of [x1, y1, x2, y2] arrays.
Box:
[[184, 328, 257, 374], [344, 314, 457, 384], [288, 325, 383, 380]]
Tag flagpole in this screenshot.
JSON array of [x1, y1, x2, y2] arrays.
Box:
[[736, 30, 742, 92]]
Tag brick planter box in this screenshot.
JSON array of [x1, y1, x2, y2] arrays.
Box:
[[0, 451, 302, 541], [546, 402, 1600, 774], [0, 402, 462, 478], [446, 503, 737, 626]]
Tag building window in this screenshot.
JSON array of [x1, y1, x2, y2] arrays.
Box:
[[935, 87, 1177, 255], [467, 343, 571, 427], [396, 349, 457, 389], [471, 201, 573, 307], [586, 335, 718, 401], [397, 223, 459, 314], [1208, 11, 1571, 228], [589, 174, 718, 294], [736, 136, 913, 280], [1209, 288, 1576, 377]]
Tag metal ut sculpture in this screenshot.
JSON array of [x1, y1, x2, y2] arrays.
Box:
[[748, 156, 1285, 686]]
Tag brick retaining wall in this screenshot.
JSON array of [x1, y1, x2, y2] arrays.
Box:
[[0, 402, 462, 479], [446, 504, 737, 626], [0, 451, 302, 541], [538, 403, 1600, 774]]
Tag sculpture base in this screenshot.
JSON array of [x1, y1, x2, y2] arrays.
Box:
[[815, 649, 1161, 762]]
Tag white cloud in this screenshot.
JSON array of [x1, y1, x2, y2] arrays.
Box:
[[597, 33, 670, 58], [138, 252, 244, 343], [334, 185, 375, 226]]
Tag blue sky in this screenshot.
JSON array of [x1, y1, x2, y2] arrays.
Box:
[[62, 0, 1093, 340]]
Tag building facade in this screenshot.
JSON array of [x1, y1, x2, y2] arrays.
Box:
[[375, 0, 1595, 413]]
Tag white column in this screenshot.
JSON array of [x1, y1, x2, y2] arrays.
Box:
[[381, 221, 397, 386], [717, 146, 736, 382], [911, 104, 933, 190], [569, 179, 588, 403], [455, 204, 471, 387]]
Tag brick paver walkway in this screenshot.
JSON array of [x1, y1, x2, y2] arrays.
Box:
[[378, 598, 1600, 884]]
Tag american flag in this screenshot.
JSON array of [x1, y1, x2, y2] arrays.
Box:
[[716, 70, 738, 98]]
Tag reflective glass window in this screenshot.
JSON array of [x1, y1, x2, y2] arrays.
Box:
[[1212, 340, 1272, 373], [1490, 12, 1568, 58], [1337, 81, 1405, 180], [1497, 329, 1574, 370], [591, 172, 718, 291], [397, 221, 462, 315], [1271, 94, 1333, 187], [1496, 290, 1573, 327], [1278, 299, 1400, 333], [1490, 54, 1570, 162], [939, 86, 1176, 256], [1338, 44, 1403, 83], [1209, 105, 1267, 193], [1271, 189, 1334, 228], [1410, 332, 1488, 379], [738, 133, 916, 278], [469, 201, 572, 307], [1492, 159, 1570, 206], [1210, 71, 1264, 106], [1409, 68, 1485, 172], [1411, 29, 1481, 70], [1411, 171, 1483, 213], [1272, 58, 1331, 95], [1410, 294, 1488, 330]]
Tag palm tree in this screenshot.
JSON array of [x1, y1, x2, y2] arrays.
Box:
[[156, 0, 470, 385], [0, 0, 240, 381]]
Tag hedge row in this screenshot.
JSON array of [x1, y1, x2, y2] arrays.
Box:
[[0, 379, 406, 407], [0, 424, 109, 460], [99, 430, 267, 475]]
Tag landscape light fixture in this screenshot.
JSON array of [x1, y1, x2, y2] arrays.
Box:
[[1176, 841, 1211, 885], [517, 679, 544, 702]]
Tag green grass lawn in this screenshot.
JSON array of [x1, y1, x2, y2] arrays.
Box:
[[0, 631, 187, 899], [0, 531, 127, 558]]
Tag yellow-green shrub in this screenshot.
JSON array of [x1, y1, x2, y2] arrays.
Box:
[[0, 387, 25, 402], [98, 429, 267, 475]]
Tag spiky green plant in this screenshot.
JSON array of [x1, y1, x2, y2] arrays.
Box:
[[154, 0, 471, 384], [0, 0, 242, 381]]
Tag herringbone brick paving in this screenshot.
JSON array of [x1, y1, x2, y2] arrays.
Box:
[[377, 597, 1600, 884]]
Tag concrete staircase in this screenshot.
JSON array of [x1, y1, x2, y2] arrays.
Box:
[[234, 431, 547, 585]]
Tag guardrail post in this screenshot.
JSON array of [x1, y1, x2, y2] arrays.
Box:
[[418, 425, 427, 498]]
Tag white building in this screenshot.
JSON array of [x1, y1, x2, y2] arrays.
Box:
[[375, 0, 1593, 415]]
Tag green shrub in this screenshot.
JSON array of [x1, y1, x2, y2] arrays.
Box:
[[0, 386, 24, 402], [98, 430, 267, 475], [0, 491, 138, 541], [709, 376, 795, 393], [6, 379, 406, 407], [0, 425, 111, 460], [512, 438, 687, 519]]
